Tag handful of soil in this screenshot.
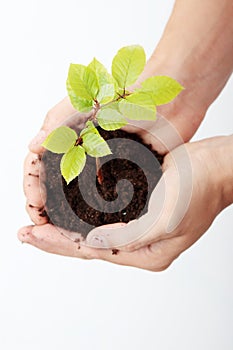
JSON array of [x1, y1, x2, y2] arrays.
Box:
[[42, 128, 163, 238]]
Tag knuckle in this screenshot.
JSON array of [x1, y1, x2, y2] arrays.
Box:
[[26, 202, 48, 225]]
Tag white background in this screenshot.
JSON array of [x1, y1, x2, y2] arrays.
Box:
[[0, 1, 233, 349]]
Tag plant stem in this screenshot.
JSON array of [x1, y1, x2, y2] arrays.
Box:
[[96, 157, 103, 185], [88, 91, 131, 186], [100, 91, 131, 109], [88, 90, 131, 123]]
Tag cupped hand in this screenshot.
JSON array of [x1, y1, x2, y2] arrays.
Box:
[[22, 97, 76, 227], [20, 95, 185, 230], [81, 136, 232, 270], [19, 104, 232, 270], [18, 94, 187, 262]]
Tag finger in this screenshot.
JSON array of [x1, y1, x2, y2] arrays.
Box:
[[120, 166, 180, 252], [23, 152, 45, 207], [89, 235, 186, 271], [25, 201, 48, 225], [84, 215, 162, 251], [23, 152, 47, 224], [17, 224, 101, 260], [85, 152, 186, 253], [29, 97, 77, 154]]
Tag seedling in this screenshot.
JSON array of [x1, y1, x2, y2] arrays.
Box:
[[42, 45, 184, 184]]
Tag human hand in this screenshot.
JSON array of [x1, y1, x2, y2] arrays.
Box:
[[80, 135, 233, 271], [19, 134, 233, 270], [21, 90, 188, 229], [20, 97, 102, 258], [19, 0, 233, 268], [18, 88, 191, 259], [137, 0, 233, 147], [17, 94, 143, 255], [22, 97, 76, 226]]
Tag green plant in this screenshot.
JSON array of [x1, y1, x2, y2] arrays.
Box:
[[42, 45, 184, 184]]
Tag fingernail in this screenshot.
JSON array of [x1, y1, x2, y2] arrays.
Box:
[[88, 235, 110, 248], [29, 130, 46, 147]]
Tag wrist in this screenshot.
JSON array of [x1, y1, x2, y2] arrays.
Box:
[[135, 0, 233, 143], [136, 53, 208, 143]]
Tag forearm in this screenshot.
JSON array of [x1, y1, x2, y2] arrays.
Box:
[[139, 0, 233, 141]]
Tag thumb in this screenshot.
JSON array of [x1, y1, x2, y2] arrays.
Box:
[[29, 97, 77, 154], [84, 175, 166, 250]]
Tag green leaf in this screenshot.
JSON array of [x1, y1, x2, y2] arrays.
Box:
[[126, 92, 155, 111], [111, 45, 146, 89], [88, 58, 117, 88], [102, 101, 120, 112], [67, 80, 93, 112], [80, 121, 99, 137], [60, 145, 86, 184], [42, 126, 77, 154], [140, 76, 184, 105], [67, 63, 99, 100], [119, 98, 156, 121], [97, 108, 127, 130], [88, 58, 117, 103], [97, 83, 115, 104], [82, 132, 112, 157]]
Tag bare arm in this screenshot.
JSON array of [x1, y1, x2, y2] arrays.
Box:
[[19, 0, 233, 269], [138, 0, 233, 142]]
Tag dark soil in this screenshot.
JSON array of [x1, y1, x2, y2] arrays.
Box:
[[42, 128, 163, 238]]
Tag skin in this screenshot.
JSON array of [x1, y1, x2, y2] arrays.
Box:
[[18, 0, 233, 271], [19, 133, 233, 271]]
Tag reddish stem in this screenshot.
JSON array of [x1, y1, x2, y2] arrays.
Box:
[[96, 157, 103, 185]]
